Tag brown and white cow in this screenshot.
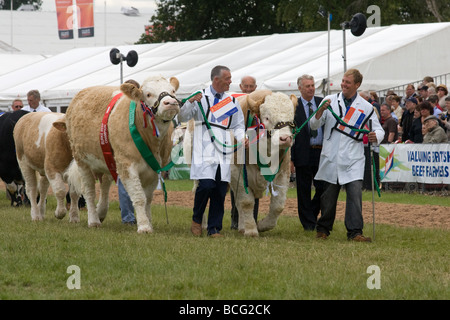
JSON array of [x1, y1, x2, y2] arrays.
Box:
[[230, 90, 297, 237], [65, 76, 180, 233], [13, 112, 80, 222]]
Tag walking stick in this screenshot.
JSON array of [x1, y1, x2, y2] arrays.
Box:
[[368, 119, 375, 241]]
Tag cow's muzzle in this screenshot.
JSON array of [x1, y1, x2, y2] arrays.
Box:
[[267, 121, 295, 138], [152, 91, 182, 114]]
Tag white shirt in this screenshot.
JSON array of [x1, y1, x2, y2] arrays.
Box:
[[310, 93, 384, 185], [178, 86, 245, 182], [23, 103, 52, 112]]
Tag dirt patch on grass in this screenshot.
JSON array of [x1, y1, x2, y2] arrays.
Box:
[[111, 188, 450, 230]]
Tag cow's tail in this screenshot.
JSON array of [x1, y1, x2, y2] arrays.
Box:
[[65, 160, 83, 196]]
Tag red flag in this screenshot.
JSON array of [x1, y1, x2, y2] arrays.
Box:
[[76, 0, 94, 38], [55, 0, 74, 40]]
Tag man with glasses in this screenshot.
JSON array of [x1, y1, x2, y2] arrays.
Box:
[[11, 99, 24, 111]]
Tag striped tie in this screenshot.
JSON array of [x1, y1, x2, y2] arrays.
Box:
[[308, 102, 317, 138]]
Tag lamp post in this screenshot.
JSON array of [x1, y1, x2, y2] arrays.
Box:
[[109, 48, 139, 84], [341, 13, 367, 72]]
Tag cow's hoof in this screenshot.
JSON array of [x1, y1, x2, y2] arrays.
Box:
[[244, 230, 259, 237], [137, 225, 153, 234], [257, 220, 275, 233], [32, 215, 44, 221], [69, 216, 80, 223], [88, 222, 101, 228], [55, 210, 66, 220]]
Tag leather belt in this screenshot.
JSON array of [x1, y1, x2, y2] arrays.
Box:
[[310, 145, 322, 149]]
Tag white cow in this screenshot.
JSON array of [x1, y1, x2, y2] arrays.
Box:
[[231, 90, 297, 237], [65, 76, 180, 233]]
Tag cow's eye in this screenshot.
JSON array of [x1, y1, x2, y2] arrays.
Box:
[[147, 93, 151, 98]]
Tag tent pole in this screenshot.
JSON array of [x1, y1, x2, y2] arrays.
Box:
[[342, 22, 347, 72], [327, 12, 331, 95]]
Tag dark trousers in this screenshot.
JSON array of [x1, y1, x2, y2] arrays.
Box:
[[317, 180, 364, 239], [295, 164, 324, 231], [193, 166, 228, 235]]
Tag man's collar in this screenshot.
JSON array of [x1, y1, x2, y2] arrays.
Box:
[[210, 85, 223, 98], [343, 93, 358, 103], [300, 96, 314, 106]]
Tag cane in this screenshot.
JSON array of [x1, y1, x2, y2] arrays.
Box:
[[368, 119, 376, 241]]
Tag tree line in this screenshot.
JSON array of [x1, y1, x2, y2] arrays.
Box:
[[136, 0, 449, 44], [0, 0, 42, 10]]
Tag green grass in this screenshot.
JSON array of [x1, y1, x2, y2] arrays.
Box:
[[0, 184, 448, 300]]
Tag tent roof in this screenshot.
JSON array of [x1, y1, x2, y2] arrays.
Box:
[[1, 22, 449, 109]]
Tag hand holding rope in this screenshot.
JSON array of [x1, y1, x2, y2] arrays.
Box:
[[292, 98, 381, 196]]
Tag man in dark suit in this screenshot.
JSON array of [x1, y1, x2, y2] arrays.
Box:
[[290, 74, 325, 231]]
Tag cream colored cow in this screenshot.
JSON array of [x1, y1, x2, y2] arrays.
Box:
[[65, 76, 180, 233], [231, 90, 297, 237]]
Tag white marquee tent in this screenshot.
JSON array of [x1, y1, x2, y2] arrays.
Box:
[[1, 22, 449, 112]]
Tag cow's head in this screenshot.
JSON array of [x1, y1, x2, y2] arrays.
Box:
[[246, 92, 297, 149], [121, 76, 180, 122]]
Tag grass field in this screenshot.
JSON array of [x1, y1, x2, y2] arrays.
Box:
[[0, 181, 448, 301]]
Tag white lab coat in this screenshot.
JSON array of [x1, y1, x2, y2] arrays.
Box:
[[178, 87, 245, 182], [310, 93, 384, 185]]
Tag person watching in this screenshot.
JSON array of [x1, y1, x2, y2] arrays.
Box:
[[11, 99, 24, 111]]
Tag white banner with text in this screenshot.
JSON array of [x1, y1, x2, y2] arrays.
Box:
[[379, 143, 450, 184]]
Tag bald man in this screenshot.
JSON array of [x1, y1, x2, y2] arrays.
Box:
[[239, 76, 257, 94]]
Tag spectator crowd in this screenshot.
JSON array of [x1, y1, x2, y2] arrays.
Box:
[[367, 76, 450, 144]]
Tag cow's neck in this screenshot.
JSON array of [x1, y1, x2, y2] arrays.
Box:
[[254, 137, 287, 163], [133, 104, 171, 158]]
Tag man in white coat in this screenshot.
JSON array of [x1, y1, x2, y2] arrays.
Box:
[[310, 69, 384, 242], [179, 65, 247, 237]]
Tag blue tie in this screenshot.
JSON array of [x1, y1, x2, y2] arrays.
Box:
[[211, 93, 221, 122], [214, 93, 221, 105]]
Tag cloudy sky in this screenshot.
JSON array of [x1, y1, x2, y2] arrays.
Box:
[[41, 0, 157, 14]]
